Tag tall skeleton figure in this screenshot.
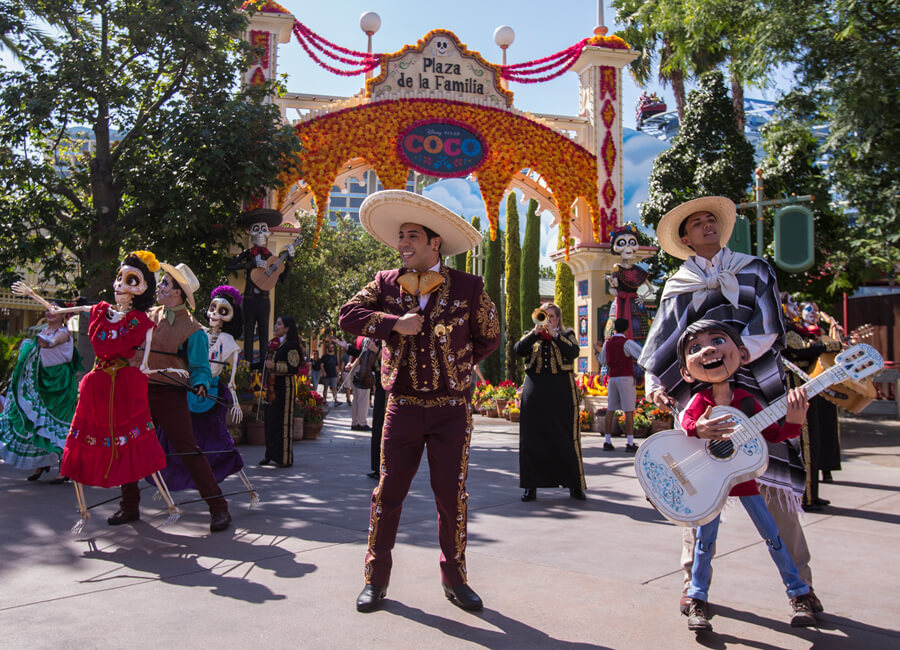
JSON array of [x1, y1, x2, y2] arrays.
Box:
[[225, 208, 295, 368], [12, 252, 183, 532]]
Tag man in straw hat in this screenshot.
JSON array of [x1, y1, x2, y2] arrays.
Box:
[[110, 262, 232, 533], [637, 197, 822, 624], [339, 190, 500, 613]]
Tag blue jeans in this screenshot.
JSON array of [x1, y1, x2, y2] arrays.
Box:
[[687, 494, 810, 602]]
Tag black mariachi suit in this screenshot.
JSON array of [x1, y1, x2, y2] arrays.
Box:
[[515, 328, 585, 490], [264, 337, 301, 466]]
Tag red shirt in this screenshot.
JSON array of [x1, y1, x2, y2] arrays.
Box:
[[681, 388, 801, 497]]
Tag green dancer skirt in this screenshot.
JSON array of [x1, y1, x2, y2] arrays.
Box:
[[0, 338, 81, 469]]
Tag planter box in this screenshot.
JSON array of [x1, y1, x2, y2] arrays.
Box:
[[508, 412, 520, 423], [245, 421, 265, 445], [583, 395, 608, 412], [303, 421, 323, 439]]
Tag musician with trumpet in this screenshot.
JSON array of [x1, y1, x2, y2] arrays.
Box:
[[515, 303, 585, 502]]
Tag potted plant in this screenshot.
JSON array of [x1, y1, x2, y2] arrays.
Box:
[[483, 397, 499, 417], [302, 390, 326, 439], [495, 380, 517, 414], [579, 408, 594, 432], [506, 405, 520, 422]]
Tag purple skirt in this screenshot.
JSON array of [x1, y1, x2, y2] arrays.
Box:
[[154, 382, 244, 492]]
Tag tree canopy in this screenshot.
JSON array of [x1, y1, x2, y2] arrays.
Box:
[[0, 0, 301, 301]]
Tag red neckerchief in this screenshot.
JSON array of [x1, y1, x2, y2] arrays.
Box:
[[799, 322, 821, 338], [250, 246, 271, 258]]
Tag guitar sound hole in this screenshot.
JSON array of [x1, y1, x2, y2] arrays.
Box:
[[708, 439, 735, 460]]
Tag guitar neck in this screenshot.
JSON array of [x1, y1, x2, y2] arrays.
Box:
[[746, 366, 844, 434], [265, 234, 303, 277]]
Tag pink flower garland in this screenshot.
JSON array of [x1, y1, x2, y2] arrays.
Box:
[[291, 21, 379, 76]]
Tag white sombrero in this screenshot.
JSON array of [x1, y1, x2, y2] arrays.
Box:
[[359, 190, 482, 257], [656, 196, 736, 260], [158, 262, 200, 310]]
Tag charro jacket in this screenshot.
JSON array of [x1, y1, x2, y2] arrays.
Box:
[[338, 264, 500, 400]]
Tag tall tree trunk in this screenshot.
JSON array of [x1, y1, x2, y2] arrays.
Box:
[[671, 68, 686, 123], [730, 72, 745, 133]]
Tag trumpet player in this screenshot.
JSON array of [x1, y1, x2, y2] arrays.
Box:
[[514, 302, 585, 502]]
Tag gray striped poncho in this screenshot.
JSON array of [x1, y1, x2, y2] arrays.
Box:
[[638, 247, 805, 509]]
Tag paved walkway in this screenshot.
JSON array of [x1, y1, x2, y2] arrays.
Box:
[[1, 402, 898, 649]]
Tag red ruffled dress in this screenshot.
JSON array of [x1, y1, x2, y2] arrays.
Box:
[[61, 302, 165, 488]]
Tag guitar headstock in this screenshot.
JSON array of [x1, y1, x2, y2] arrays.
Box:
[[834, 344, 884, 381]]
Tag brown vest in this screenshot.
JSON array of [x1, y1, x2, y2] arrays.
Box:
[[139, 305, 202, 386]]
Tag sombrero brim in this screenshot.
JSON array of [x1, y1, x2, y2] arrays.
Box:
[[238, 208, 283, 229], [656, 196, 736, 260], [359, 190, 481, 257], [158, 262, 197, 310]]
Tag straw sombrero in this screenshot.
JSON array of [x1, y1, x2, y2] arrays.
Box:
[[656, 196, 736, 260], [158, 262, 200, 310], [359, 190, 481, 257]]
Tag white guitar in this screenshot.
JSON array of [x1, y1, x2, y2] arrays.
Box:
[[634, 344, 883, 527]]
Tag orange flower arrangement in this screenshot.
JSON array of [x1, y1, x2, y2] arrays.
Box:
[[278, 99, 601, 257]]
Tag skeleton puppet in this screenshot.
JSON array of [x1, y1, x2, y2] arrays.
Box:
[[225, 208, 295, 368], [604, 227, 654, 342]]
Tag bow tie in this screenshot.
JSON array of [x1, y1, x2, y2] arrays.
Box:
[[398, 270, 444, 296], [163, 304, 186, 325]]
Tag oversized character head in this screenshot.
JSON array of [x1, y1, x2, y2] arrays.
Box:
[[609, 227, 639, 262], [116, 251, 159, 312], [207, 285, 243, 338]]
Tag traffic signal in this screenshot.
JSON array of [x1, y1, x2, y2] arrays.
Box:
[[774, 205, 815, 273]]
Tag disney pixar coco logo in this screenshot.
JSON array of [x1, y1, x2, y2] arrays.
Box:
[[397, 120, 487, 178]]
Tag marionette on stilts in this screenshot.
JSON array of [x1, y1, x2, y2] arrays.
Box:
[[154, 285, 258, 506], [12, 251, 184, 533], [602, 227, 655, 345]]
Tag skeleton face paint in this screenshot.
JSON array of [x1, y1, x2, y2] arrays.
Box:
[[114, 265, 147, 308], [249, 222, 270, 247], [801, 303, 819, 326], [207, 297, 234, 330], [612, 233, 639, 262], [783, 294, 800, 321]]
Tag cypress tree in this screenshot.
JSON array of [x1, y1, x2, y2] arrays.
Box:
[[554, 230, 575, 330], [504, 193, 522, 382], [465, 215, 481, 275], [483, 225, 503, 384], [520, 199, 541, 332], [453, 218, 468, 270]]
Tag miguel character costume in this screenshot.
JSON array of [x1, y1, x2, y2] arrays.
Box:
[[339, 262, 500, 588], [640, 197, 817, 598]]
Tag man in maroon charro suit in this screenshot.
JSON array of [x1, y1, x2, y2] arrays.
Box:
[[339, 190, 500, 613]]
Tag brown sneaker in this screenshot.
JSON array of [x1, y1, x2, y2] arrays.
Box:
[[807, 588, 824, 614], [790, 594, 816, 627], [686, 598, 712, 631]]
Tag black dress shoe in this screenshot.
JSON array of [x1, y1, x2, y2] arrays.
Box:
[[366, 471, 380, 479], [107, 508, 140, 526], [570, 487, 587, 500], [521, 488, 537, 502], [356, 583, 387, 612], [814, 497, 831, 506], [258, 459, 271, 466], [359, 424, 371, 431], [27, 466, 51, 481], [210, 511, 232, 533], [821, 471, 834, 483], [442, 583, 483, 611]]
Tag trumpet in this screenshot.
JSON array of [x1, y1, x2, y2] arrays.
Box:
[[532, 308, 549, 326]]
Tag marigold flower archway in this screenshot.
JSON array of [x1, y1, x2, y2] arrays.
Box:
[[278, 98, 602, 258]]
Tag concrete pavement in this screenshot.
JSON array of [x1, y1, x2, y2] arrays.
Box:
[[1, 403, 898, 649]]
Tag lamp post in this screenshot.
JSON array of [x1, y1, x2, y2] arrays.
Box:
[[493, 25, 514, 89], [360, 11, 381, 81], [594, 0, 608, 36]]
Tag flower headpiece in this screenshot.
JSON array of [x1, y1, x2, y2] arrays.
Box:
[[608, 226, 637, 251], [211, 285, 243, 307], [130, 250, 160, 273]]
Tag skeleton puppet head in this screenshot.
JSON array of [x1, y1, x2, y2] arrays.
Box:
[[780, 292, 801, 322], [207, 285, 243, 338], [249, 222, 270, 247], [116, 251, 158, 312], [609, 228, 639, 263], [801, 302, 820, 327]]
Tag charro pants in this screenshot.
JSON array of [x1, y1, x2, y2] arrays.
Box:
[[120, 386, 227, 514], [370, 382, 386, 472], [264, 376, 294, 466], [365, 399, 472, 587]]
